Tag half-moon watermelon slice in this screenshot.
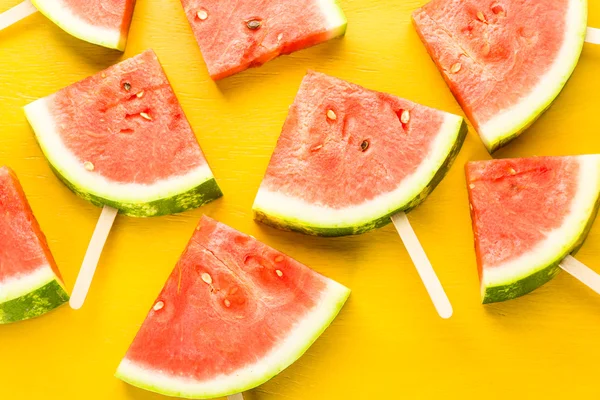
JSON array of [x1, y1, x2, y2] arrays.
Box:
[[466, 155, 600, 303], [31, 0, 136, 51], [24, 50, 222, 217], [413, 0, 588, 152], [180, 0, 347, 80], [253, 71, 467, 236], [116, 215, 349, 398], [0, 166, 69, 324]]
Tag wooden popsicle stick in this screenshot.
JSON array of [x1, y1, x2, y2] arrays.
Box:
[[0, 0, 37, 31], [228, 394, 244, 400], [586, 27, 600, 45], [559, 255, 600, 295], [69, 205, 118, 310], [391, 212, 453, 319]]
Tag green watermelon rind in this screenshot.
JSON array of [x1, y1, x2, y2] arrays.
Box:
[[253, 116, 467, 237], [24, 98, 223, 218], [115, 281, 350, 399], [413, 0, 588, 154], [479, 156, 600, 303], [0, 278, 69, 324], [30, 0, 131, 51], [51, 163, 223, 218]]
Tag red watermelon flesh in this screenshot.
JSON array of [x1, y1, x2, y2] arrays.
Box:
[[468, 157, 580, 271], [180, 0, 347, 80], [0, 167, 69, 323], [45, 50, 204, 185], [53, 0, 134, 30], [0, 168, 62, 281], [116, 216, 349, 398], [262, 72, 445, 207], [25, 50, 222, 217], [466, 155, 600, 303], [253, 71, 466, 236], [31, 0, 136, 50], [413, 0, 587, 152]]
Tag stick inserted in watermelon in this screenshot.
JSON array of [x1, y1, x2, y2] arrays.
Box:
[[253, 72, 467, 318], [0, 0, 36, 30], [413, 0, 598, 153], [0, 0, 136, 50], [559, 255, 600, 295], [69, 205, 118, 310], [179, 0, 347, 80], [587, 27, 600, 44], [0, 166, 69, 323], [466, 155, 600, 303], [24, 50, 223, 309], [116, 216, 350, 399]]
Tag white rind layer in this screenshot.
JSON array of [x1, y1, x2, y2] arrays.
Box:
[[31, 0, 126, 50], [24, 96, 216, 204], [478, 0, 588, 151], [317, 0, 348, 37], [0, 265, 57, 303], [253, 113, 463, 229], [115, 279, 350, 399], [482, 155, 600, 291]]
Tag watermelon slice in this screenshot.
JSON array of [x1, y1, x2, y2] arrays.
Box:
[[466, 155, 600, 303], [116, 215, 349, 398], [24, 50, 222, 217], [253, 71, 467, 236], [413, 0, 588, 152], [180, 0, 347, 80], [31, 0, 136, 50], [0, 167, 69, 324]]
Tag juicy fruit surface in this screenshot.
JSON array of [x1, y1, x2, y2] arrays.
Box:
[[468, 157, 580, 271], [261, 72, 448, 208], [466, 156, 600, 302], [0, 167, 62, 282], [50, 0, 135, 31], [180, 0, 346, 79], [413, 0, 584, 149], [45, 50, 206, 185], [120, 216, 347, 389]]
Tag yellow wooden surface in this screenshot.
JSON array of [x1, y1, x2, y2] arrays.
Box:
[[1, 1, 599, 399]]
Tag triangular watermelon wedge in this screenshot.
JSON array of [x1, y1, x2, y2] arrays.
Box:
[[116, 216, 349, 398], [466, 155, 600, 303], [253, 71, 467, 236], [24, 50, 222, 217], [0, 166, 69, 324], [31, 0, 136, 50], [413, 0, 588, 152], [180, 0, 347, 80]]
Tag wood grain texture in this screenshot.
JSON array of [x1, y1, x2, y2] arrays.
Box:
[[0, 0, 600, 399]]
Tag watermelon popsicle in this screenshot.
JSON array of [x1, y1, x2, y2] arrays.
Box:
[[0, 0, 136, 50], [179, 0, 347, 80], [253, 72, 468, 318], [0, 166, 69, 323], [24, 50, 223, 309], [115, 216, 350, 400], [466, 156, 600, 304], [412, 0, 600, 153]]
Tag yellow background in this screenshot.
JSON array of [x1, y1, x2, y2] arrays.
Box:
[[1, 0, 600, 399]]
